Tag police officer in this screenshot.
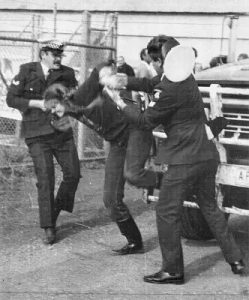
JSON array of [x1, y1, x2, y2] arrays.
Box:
[[6, 40, 81, 245], [106, 35, 245, 283]]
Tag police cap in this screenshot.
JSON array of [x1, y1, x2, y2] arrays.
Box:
[[40, 39, 65, 54]]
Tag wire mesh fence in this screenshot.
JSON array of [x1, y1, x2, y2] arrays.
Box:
[[0, 22, 116, 168]]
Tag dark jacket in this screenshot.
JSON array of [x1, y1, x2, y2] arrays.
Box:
[[6, 61, 77, 139], [124, 74, 219, 165], [71, 68, 130, 144]]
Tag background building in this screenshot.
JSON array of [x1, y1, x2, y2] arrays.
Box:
[[0, 0, 248, 69]]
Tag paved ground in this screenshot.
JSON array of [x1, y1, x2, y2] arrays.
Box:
[[0, 163, 249, 300]]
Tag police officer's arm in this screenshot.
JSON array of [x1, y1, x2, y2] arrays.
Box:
[[101, 73, 161, 93], [6, 64, 45, 112], [113, 85, 179, 130], [126, 75, 160, 93]]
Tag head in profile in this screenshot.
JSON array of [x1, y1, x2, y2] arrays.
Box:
[[140, 48, 152, 64], [209, 55, 227, 68], [147, 35, 195, 82], [146, 35, 179, 75], [237, 53, 249, 61], [39, 39, 65, 69], [116, 56, 125, 68]]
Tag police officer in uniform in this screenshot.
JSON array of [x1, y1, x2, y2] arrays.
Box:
[[106, 35, 245, 283], [6, 40, 81, 245]]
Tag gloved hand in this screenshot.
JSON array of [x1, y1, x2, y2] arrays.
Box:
[[207, 116, 229, 137], [50, 115, 72, 132]]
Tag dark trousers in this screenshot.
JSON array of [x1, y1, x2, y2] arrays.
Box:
[[27, 135, 81, 228], [157, 159, 242, 274], [103, 128, 157, 222]]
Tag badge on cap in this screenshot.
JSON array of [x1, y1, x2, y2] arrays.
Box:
[[39, 39, 65, 52]]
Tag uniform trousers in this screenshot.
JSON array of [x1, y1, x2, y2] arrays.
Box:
[[157, 159, 242, 274], [26, 133, 81, 228]]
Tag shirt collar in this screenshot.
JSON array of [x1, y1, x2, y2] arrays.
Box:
[[161, 73, 166, 81], [40, 62, 49, 76]]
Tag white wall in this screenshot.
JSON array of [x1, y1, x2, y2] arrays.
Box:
[[0, 10, 249, 69], [116, 14, 249, 69]]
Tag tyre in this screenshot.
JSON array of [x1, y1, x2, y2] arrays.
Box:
[[181, 192, 230, 240], [181, 195, 214, 240]]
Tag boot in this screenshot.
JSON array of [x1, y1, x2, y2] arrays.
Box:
[[113, 217, 144, 255], [147, 171, 164, 197]]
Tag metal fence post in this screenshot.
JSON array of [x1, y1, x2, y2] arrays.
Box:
[[53, 2, 57, 38], [112, 13, 118, 61], [31, 14, 35, 61], [77, 11, 91, 160], [227, 15, 239, 63], [31, 15, 41, 62]]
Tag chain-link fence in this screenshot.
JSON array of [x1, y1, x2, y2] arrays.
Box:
[[0, 13, 117, 168]]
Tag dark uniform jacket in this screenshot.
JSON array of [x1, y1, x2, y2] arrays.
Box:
[[71, 68, 130, 144], [124, 74, 219, 165], [6, 62, 77, 139]]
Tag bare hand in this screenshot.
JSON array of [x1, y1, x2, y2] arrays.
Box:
[[29, 99, 47, 111], [39, 100, 46, 111]]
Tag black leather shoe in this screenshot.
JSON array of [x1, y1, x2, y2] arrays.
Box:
[[43, 227, 56, 245], [112, 243, 144, 255], [230, 260, 245, 275], [143, 270, 184, 284]]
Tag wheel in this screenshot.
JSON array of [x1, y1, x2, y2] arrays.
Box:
[[181, 205, 214, 240], [181, 192, 230, 240]]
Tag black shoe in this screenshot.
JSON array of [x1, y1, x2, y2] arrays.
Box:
[[112, 242, 144, 255], [143, 270, 184, 284], [43, 227, 56, 245], [115, 217, 143, 254], [230, 260, 245, 275]]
